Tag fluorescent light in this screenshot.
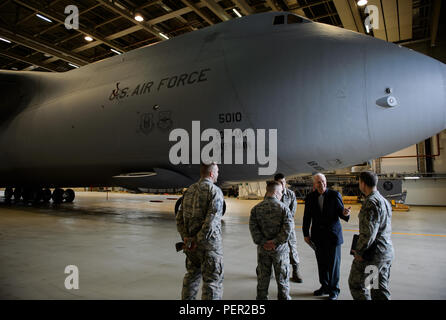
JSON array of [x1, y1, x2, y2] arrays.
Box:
[[84, 36, 93, 42], [404, 176, 420, 180], [233, 8, 242, 18], [68, 63, 79, 68], [36, 14, 52, 23], [0, 37, 11, 43], [357, 0, 368, 6], [110, 48, 122, 55], [134, 14, 144, 22], [159, 32, 169, 40]]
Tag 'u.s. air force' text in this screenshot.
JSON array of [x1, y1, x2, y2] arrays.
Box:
[[109, 68, 211, 101]]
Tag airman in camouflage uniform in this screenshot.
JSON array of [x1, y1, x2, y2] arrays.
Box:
[[275, 173, 303, 283], [249, 180, 294, 300], [176, 163, 224, 300], [349, 171, 394, 300]]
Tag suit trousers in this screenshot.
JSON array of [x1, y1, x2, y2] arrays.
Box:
[[315, 243, 341, 295]]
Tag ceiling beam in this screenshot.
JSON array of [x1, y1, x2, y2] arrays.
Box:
[[366, 0, 386, 40], [13, 0, 127, 53], [347, 0, 366, 34], [398, 0, 412, 41], [33, 7, 195, 68], [0, 26, 89, 66], [232, 0, 253, 15], [382, 0, 399, 42], [430, 0, 441, 47], [266, 0, 281, 11], [181, 0, 214, 25], [202, 0, 231, 21], [333, 0, 358, 32], [95, 0, 165, 41], [0, 50, 58, 71]]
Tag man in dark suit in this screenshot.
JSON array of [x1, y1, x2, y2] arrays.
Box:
[[303, 173, 351, 300]]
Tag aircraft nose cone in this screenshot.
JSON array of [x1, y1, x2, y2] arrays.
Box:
[[364, 42, 445, 155]]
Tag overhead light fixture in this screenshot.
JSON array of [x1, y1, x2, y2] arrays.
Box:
[[357, 0, 368, 6], [404, 176, 420, 180], [110, 48, 122, 55], [159, 32, 169, 40], [0, 37, 11, 43], [134, 14, 144, 22], [68, 63, 79, 68], [36, 13, 52, 23], [233, 8, 242, 18], [84, 36, 93, 42]]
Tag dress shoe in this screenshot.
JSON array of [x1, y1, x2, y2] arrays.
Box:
[[328, 292, 339, 300], [313, 287, 329, 296]]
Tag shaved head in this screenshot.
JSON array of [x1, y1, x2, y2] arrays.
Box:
[[265, 180, 283, 200], [200, 162, 219, 183]]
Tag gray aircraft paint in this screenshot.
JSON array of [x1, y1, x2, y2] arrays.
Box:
[[0, 12, 445, 189]]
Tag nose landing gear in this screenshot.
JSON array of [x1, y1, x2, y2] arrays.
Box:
[[2, 187, 76, 205]]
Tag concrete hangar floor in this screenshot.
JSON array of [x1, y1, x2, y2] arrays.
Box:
[[0, 191, 445, 300]]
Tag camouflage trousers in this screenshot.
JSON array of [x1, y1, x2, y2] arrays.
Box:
[[288, 229, 300, 267], [256, 246, 291, 300], [348, 259, 392, 300], [181, 247, 224, 300]]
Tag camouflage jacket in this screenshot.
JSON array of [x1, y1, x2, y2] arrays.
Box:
[[249, 196, 294, 253], [281, 188, 297, 217], [356, 191, 394, 262], [176, 178, 224, 251]]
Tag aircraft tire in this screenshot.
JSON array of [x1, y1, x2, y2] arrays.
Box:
[[64, 189, 75, 203], [52, 188, 64, 204], [4, 187, 13, 201], [31, 188, 43, 205], [22, 187, 33, 204], [13, 187, 22, 202], [42, 189, 52, 203]]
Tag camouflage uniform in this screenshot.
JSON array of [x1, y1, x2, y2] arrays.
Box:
[[348, 190, 394, 300], [281, 188, 301, 278], [249, 196, 294, 300], [176, 178, 224, 300]]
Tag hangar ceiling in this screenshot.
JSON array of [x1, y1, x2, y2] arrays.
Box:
[[0, 0, 442, 72]]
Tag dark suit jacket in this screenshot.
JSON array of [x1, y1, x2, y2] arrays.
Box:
[[303, 189, 349, 246]]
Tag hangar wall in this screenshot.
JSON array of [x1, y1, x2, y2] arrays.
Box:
[[403, 179, 446, 206], [379, 131, 446, 206]]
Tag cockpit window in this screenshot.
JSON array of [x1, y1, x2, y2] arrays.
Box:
[[273, 15, 285, 25], [273, 14, 304, 25], [287, 14, 303, 24]]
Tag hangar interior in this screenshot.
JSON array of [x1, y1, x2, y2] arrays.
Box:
[[1, 0, 446, 300]]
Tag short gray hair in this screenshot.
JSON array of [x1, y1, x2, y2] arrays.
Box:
[[313, 173, 326, 182]]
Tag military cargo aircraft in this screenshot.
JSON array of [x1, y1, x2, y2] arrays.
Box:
[[0, 12, 445, 204]]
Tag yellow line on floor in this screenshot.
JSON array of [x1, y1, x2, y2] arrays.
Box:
[[296, 226, 446, 238], [238, 222, 446, 238]]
